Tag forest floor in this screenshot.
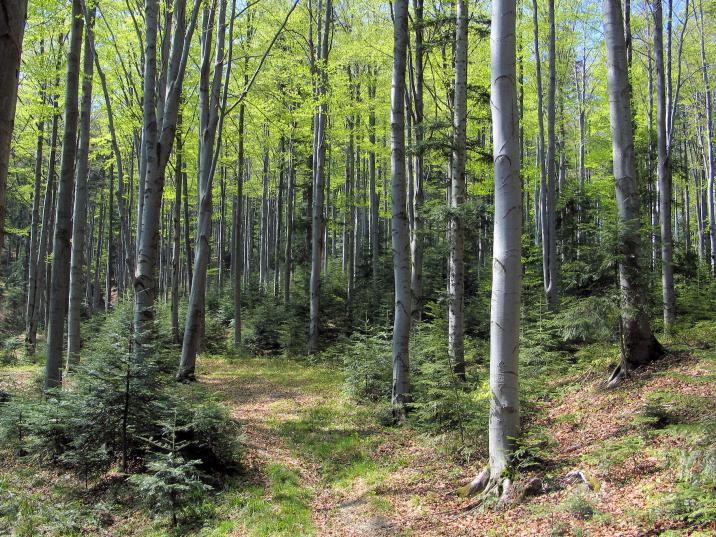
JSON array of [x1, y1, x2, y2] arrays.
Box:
[[1, 326, 715, 536], [192, 332, 716, 537]]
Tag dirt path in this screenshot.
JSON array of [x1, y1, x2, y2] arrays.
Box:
[[196, 351, 716, 537], [201, 357, 418, 536]]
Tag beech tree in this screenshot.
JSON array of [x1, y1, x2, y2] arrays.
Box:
[[602, 0, 662, 385], [44, 0, 83, 389], [390, 0, 411, 414], [465, 0, 522, 500], [0, 0, 27, 252]]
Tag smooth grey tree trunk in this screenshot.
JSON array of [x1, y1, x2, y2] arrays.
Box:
[[390, 0, 411, 415], [171, 125, 183, 344], [45, 0, 83, 390], [308, 0, 331, 353], [368, 74, 379, 281], [543, 0, 558, 311], [602, 0, 662, 384], [234, 96, 245, 344], [653, 0, 675, 331], [465, 0, 521, 499], [410, 0, 425, 322], [26, 75, 45, 343], [27, 91, 59, 353], [448, 0, 467, 381], [259, 138, 269, 291], [283, 128, 294, 305], [67, 4, 95, 366], [179, 0, 230, 380], [531, 0, 546, 253], [697, 0, 715, 276], [0, 0, 28, 252], [134, 0, 200, 364], [106, 165, 114, 312]]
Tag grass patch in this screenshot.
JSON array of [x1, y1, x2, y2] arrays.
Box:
[[212, 464, 314, 537]]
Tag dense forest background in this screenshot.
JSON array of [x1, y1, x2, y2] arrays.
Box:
[[0, 0, 715, 534]]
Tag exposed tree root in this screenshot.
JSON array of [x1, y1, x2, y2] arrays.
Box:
[[176, 369, 197, 383], [606, 362, 627, 388], [458, 466, 514, 510]]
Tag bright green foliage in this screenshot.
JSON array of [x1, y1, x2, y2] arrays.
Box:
[[129, 412, 212, 527]]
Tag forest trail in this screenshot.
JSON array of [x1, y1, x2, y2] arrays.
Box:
[[196, 342, 716, 537], [199, 356, 452, 536]]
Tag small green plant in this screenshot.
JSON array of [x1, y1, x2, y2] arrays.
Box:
[[554, 296, 619, 344], [342, 328, 392, 402], [661, 447, 716, 525], [634, 392, 678, 429], [583, 434, 645, 477], [130, 412, 212, 527], [1, 336, 22, 365], [562, 491, 595, 520]]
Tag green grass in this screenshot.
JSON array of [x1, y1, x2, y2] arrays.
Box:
[[216, 464, 315, 537]]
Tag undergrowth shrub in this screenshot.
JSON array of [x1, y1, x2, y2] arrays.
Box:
[[341, 328, 392, 402], [0, 301, 241, 494], [245, 302, 285, 355], [555, 296, 619, 344]]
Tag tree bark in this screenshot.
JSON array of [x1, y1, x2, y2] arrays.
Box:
[[171, 125, 183, 344], [28, 88, 60, 353], [308, 0, 332, 353], [602, 0, 662, 381], [134, 0, 200, 364], [0, 0, 28, 252], [696, 0, 715, 276], [543, 0, 558, 311], [179, 0, 229, 380], [45, 0, 84, 389], [409, 0, 424, 322], [67, 3, 96, 366], [448, 0, 467, 381], [26, 68, 46, 343], [390, 0, 411, 415], [653, 0, 675, 331], [466, 0, 521, 497]]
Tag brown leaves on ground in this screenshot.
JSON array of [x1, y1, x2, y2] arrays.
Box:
[[201, 351, 715, 537]]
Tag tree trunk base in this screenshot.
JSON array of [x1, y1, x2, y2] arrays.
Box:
[[459, 466, 514, 509], [607, 335, 664, 388], [176, 368, 196, 383]]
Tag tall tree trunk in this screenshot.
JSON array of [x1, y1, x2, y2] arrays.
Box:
[[179, 0, 229, 380], [218, 166, 226, 291], [273, 141, 284, 299], [26, 73, 46, 342], [259, 136, 269, 291], [653, 0, 675, 331], [67, 4, 96, 366], [697, 0, 715, 275], [171, 125, 183, 344], [134, 0, 200, 364], [106, 165, 114, 312], [0, 0, 28, 252], [602, 0, 662, 385], [308, 0, 332, 353], [93, 197, 105, 310], [45, 0, 84, 389], [531, 0, 546, 251], [283, 128, 294, 305], [410, 0, 425, 322], [234, 100, 245, 344], [390, 0, 411, 415], [465, 0, 521, 498], [28, 91, 60, 353], [368, 73, 379, 281], [544, 0, 558, 311], [448, 0, 467, 381]]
